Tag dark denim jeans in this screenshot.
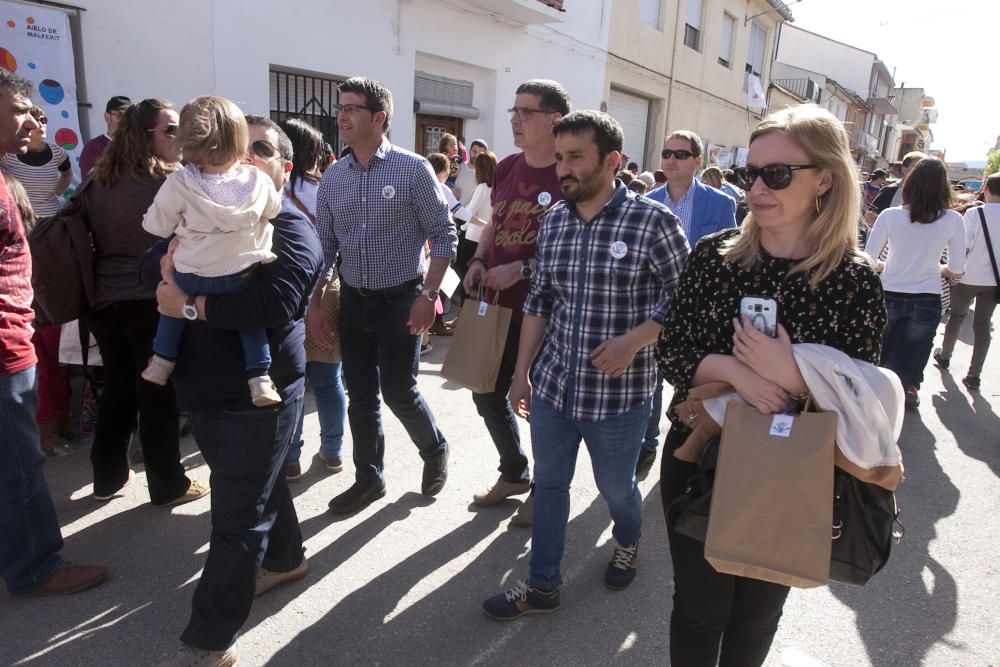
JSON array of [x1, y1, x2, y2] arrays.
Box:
[[181, 395, 305, 651], [471, 324, 529, 483], [642, 373, 665, 452], [339, 284, 448, 486], [881, 292, 942, 390], [0, 366, 66, 593], [154, 269, 270, 374], [661, 427, 790, 666], [87, 300, 189, 503], [286, 361, 346, 463]]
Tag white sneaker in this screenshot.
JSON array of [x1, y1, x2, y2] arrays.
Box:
[[156, 642, 237, 667], [248, 375, 282, 407]]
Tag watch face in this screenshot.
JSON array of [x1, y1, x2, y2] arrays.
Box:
[[182, 304, 198, 320]]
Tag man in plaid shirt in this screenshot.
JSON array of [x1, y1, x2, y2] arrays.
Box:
[[483, 110, 689, 620]]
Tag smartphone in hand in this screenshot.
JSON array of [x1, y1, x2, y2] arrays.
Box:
[[739, 295, 779, 338]]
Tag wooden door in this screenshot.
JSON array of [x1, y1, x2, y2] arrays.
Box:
[[415, 114, 464, 157]]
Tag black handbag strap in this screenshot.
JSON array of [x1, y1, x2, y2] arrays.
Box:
[[978, 207, 1000, 288]]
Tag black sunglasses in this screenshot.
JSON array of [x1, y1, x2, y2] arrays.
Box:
[[661, 148, 697, 160], [146, 123, 179, 137], [249, 139, 279, 160], [733, 164, 818, 190]]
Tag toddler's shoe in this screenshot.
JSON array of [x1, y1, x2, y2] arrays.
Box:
[[249, 375, 282, 407], [141, 356, 176, 386]]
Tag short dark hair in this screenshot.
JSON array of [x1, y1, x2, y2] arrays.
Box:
[[339, 76, 393, 131], [903, 157, 954, 224], [515, 79, 571, 116], [616, 169, 634, 185], [984, 172, 1000, 197], [654, 169, 667, 184], [722, 169, 735, 182], [0, 69, 33, 99], [105, 95, 131, 113], [469, 139, 488, 151], [552, 110, 623, 159], [666, 130, 703, 157], [628, 179, 647, 194], [427, 152, 449, 175], [244, 114, 293, 162], [627, 162, 639, 172]]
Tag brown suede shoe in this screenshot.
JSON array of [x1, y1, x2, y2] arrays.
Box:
[[156, 479, 210, 508], [22, 562, 107, 596]]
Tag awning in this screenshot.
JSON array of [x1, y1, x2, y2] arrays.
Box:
[[414, 71, 479, 119], [412, 100, 480, 119]]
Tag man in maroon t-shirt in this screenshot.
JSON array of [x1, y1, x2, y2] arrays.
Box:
[[79, 95, 130, 175], [463, 79, 570, 527], [0, 69, 106, 596]]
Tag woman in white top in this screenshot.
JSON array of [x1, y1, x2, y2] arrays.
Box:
[[935, 173, 1000, 390], [0, 105, 72, 217], [864, 156, 965, 407], [458, 150, 497, 283]]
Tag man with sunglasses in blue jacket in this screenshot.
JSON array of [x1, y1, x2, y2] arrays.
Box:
[[641, 129, 736, 475]]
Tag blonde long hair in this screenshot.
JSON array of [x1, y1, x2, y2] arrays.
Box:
[[723, 104, 861, 288]]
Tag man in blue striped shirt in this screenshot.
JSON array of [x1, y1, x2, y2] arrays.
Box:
[[483, 110, 689, 620], [312, 77, 457, 515]]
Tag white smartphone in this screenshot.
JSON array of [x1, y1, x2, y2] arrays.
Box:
[[739, 295, 779, 338]]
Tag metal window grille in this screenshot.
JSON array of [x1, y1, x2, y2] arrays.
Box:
[[269, 69, 342, 155]]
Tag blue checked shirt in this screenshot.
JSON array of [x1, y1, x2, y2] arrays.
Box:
[[661, 180, 697, 240], [315, 138, 457, 288], [523, 183, 690, 421]]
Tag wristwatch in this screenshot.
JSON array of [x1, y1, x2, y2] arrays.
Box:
[[520, 260, 534, 280], [421, 287, 440, 303], [182, 295, 199, 321]]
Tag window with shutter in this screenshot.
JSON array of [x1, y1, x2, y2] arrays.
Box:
[[684, 0, 702, 51]]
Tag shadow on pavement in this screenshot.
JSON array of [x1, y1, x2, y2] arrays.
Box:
[[933, 372, 1000, 477], [830, 409, 960, 666]]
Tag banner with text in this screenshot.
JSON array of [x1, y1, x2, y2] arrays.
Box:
[[0, 0, 82, 194]]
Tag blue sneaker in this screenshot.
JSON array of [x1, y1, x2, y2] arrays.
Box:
[[604, 541, 639, 590], [482, 581, 560, 620]]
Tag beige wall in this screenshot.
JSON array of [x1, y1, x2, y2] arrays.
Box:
[[767, 85, 804, 114], [606, 0, 783, 168]]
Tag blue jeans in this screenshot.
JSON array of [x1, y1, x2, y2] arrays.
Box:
[[642, 373, 665, 452], [339, 284, 448, 486], [881, 292, 941, 390], [0, 366, 65, 594], [153, 268, 271, 374], [181, 396, 305, 651], [528, 393, 651, 591], [286, 361, 346, 463]]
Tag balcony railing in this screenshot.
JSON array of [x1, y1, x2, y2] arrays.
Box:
[[465, 0, 565, 23], [772, 78, 821, 104]]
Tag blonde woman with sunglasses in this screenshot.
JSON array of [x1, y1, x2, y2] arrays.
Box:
[[654, 104, 887, 666]]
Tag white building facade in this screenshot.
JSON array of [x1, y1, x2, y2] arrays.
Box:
[[51, 0, 612, 163]]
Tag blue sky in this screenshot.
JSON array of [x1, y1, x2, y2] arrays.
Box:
[[788, 0, 996, 163]]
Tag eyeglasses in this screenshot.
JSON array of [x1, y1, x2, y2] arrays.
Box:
[[733, 164, 818, 190], [146, 124, 179, 137], [507, 107, 551, 121], [661, 149, 697, 160], [247, 139, 280, 161], [333, 103, 373, 116]]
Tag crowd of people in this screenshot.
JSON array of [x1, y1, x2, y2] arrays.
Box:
[[1, 63, 998, 667]]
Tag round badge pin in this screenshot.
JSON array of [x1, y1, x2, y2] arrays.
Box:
[[382, 185, 396, 199], [610, 241, 628, 259], [537, 191, 552, 206]]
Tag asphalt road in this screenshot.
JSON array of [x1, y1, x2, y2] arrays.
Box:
[[1, 311, 997, 667]]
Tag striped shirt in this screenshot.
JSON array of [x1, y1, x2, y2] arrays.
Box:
[[523, 183, 690, 421], [315, 138, 456, 289], [0, 143, 71, 217]]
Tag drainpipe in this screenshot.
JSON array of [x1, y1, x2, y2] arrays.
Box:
[[663, 0, 684, 136]]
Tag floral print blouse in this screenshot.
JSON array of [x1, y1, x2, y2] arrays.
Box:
[[655, 228, 887, 430]]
